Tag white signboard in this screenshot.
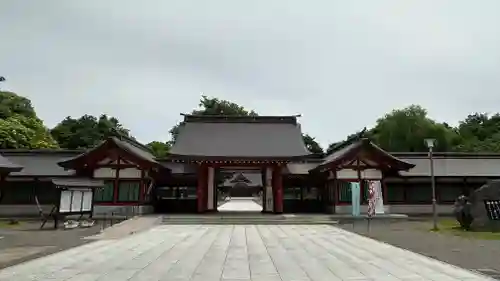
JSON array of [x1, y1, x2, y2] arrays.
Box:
[[82, 191, 93, 211], [59, 191, 73, 213], [59, 188, 93, 214], [71, 191, 83, 212]]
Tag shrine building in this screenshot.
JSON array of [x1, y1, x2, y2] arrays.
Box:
[[2, 114, 500, 217]]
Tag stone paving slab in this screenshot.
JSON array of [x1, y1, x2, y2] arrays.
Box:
[[0, 224, 494, 281], [0, 246, 54, 265], [218, 198, 262, 212]]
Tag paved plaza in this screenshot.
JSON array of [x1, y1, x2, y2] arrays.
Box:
[[218, 197, 263, 212], [0, 224, 493, 281]]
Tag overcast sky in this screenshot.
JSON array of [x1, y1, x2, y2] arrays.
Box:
[[1, 1, 500, 147]]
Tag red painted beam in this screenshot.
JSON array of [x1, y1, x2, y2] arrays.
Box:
[[272, 165, 283, 213]]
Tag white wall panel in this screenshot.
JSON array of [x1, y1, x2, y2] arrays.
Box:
[[93, 168, 115, 178], [119, 168, 142, 178], [400, 157, 500, 177]]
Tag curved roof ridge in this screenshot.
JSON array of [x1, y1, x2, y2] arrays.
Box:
[[182, 114, 301, 125]]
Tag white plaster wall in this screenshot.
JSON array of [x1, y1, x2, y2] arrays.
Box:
[[119, 167, 142, 178], [286, 163, 319, 174], [93, 168, 116, 178], [400, 157, 500, 177], [333, 169, 382, 180]]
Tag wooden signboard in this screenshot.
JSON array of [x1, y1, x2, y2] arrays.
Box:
[[39, 178, 103, 229]]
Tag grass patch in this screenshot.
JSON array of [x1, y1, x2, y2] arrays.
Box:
[[0, 219, 21, 229], [430, 218, 500, 240]]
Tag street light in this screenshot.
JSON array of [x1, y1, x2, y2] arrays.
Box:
[[424, 138, 438, 230]]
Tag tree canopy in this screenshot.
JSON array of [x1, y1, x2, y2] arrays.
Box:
[[369, 105, 457, 152], [453, 113, 500, 152], [328, 105, 500, 154], [3, 89, 500, 157], [169, 95, 258, 142], [50, 114, 131, 150], [146, 141, 171, 158], [0, 91, 59, 149]]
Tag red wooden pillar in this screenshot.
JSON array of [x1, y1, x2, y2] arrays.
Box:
[[139, 170, 146, 203], [197, 164, 208, 213], [272, 165, 283, 214], [332, 171, 339, 211], [382, 178, 388, 204], [113, 167, 120, 204]]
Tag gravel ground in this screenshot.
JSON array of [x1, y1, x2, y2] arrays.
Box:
[[0, 220, 103, 269], [338, 218, 500, 279]]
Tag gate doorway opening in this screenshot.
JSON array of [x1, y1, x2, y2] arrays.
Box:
[[215, 169, 263, 212]]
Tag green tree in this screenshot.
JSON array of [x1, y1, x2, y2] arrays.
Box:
[[326, 129, 369, 155], [453, 113, 500, 152], [302, 134, 324, 155], [370, 105, 457, 152], [0, 91, 59, 149], [146, 141, 171, 158], [169, 95, 258, 142], [51, 114, 131, 149]]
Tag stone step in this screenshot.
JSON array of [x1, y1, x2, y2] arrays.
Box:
[[161, 215, 339, 225], [161, 220, 339, 225]]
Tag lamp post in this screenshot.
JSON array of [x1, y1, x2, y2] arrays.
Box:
[[424, 138, 438, 230]]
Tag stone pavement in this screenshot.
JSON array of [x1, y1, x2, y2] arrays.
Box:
[[0, 224, 493, 281], [338, 219, 500, 279], [218, 197, 262, 212], [86, 215, 161, 240]]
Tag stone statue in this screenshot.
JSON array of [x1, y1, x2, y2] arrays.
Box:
[[453, 195, 473, 230]]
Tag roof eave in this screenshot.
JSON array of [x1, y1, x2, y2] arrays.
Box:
[[57, 137, 166, 171], [166, 154, 313, 161], [0, 166, 24, 173], [309, 139, 417, 174]]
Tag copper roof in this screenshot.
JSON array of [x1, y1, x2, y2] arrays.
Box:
[[312, 138, 415, 173], [58, 134, 160, 169], [169, 115, 312, 159], [0, 154, 23, 173]]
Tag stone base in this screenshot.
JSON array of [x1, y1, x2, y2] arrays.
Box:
[[333, 204, 453, 215], [92, 205, 154, 219]]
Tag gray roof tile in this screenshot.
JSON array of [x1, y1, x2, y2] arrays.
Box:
[[58, 135, 159, 168], [311, 138, 415, 172], [112, 137, 157, 163], [1, 151, 80, 176], [170, 116, 312, 158], [0, 154, 23, 173]]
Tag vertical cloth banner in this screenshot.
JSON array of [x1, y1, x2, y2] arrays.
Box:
[[367, 181, 376, 218], [350, 182, 361, 216], [372, 180, 385, 214]]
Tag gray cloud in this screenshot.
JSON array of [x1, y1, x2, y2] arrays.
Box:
[[1, 0, 500, 147]]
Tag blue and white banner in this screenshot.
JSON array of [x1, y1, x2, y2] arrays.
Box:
[[350, 182, 361, 216]]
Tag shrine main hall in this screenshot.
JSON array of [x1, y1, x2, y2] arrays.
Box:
[[2, 114, 500, 216]]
